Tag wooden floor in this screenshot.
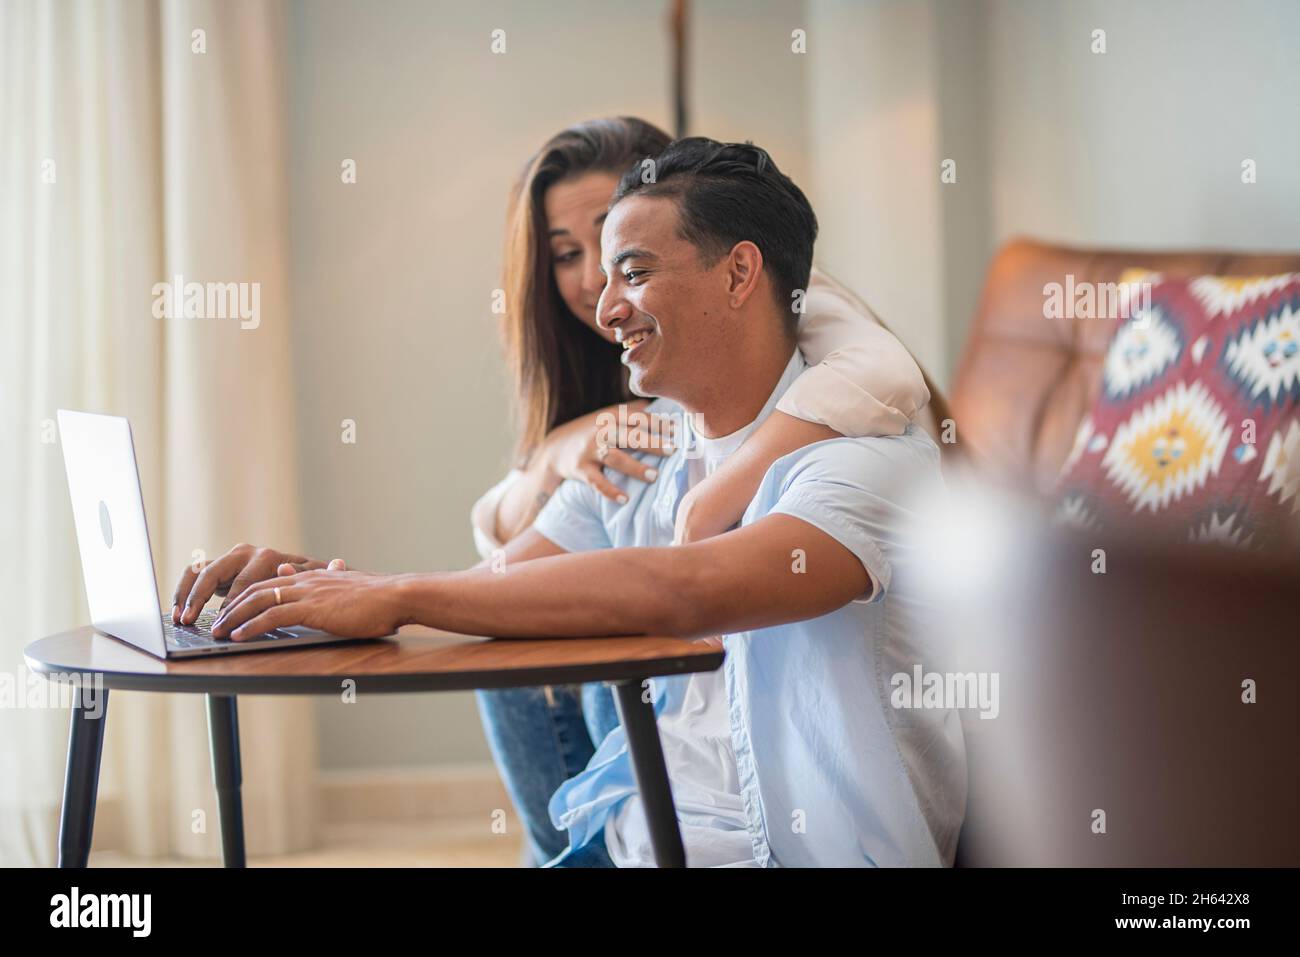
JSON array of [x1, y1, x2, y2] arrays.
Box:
[[89, 817, 527, 868]]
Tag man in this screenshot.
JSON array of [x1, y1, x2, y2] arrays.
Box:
[[181, 138, 966, 867]]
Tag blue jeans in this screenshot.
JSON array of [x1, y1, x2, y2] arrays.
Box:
[[475, 682, 621, 867]]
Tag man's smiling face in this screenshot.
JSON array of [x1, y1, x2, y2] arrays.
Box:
[[595, 194, 730, 401]]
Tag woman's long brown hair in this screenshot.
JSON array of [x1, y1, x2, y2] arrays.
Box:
[[501, 117, 672, 463]]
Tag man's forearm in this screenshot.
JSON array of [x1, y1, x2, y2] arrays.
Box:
[[393, 514, 869, 641], [396, 546, 700, 638], [209, 516, 867, 642]]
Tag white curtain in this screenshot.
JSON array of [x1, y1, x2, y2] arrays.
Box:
[[1, 0, 319, 865]]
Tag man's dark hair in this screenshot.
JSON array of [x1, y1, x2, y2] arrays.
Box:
[[611, 137, 818, 329]]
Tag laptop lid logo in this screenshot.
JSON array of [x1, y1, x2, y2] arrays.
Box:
[[98, 500, 114, 549]]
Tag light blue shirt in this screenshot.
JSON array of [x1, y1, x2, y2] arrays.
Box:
[[534, 353, 967, 867]]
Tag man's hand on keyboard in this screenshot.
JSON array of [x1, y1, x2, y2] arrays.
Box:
[[171, 543, 346, 625], [211, 568, 406, 641]]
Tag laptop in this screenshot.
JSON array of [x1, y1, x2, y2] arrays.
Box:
[[57, 409, 384, 658]]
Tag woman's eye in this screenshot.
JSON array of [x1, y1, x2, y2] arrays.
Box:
[[553, 250, 580, 264]]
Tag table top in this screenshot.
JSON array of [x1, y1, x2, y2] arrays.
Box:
[[23, 625, 725, 696]]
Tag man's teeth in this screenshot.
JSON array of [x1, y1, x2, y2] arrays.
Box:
[[622, 330, 650, 350]]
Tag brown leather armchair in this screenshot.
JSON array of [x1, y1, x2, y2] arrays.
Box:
[[951, 239, 1300, 490]]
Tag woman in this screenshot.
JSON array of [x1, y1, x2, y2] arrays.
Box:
[[474, 116, 949, 866]]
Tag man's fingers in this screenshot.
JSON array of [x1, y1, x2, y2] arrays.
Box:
[[580, 463, 629, 504], [213, 579, 302, 637], [231, 603, 305, 641], [217, 572, 302, 621], [273, 558, 330, 577], [274, 559, 343, 578], [181, 552, 249, 623], [229, 603, 302, 642], [221, 568, 273, 610], [171, 560, 210, 622], [219, 555, 313, 611]]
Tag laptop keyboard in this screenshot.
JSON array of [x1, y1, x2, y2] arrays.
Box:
[[163, 609, 283, 648]]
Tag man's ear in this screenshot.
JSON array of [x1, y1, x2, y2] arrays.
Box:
[[723, 241, 764, 309]]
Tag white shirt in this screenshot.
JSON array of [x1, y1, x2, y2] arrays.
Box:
[[602, 353, 808, 868], [536, 352, 965, 867]]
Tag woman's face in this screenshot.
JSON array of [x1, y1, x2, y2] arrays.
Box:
[[544, 171, 620, 343]]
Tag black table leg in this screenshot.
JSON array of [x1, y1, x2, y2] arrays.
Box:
[[612, 678, 686, 868], [206, 694, 246, 868], [58, 689, 109, 867]]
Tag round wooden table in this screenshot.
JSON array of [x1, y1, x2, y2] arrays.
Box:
[[24, 624, 724, 868]]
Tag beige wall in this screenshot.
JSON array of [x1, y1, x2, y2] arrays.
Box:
[[987, 0, 1300, 252], [806, 0, 950, 381]]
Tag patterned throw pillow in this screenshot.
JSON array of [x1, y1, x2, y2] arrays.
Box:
[[1055, 271, 1300, 550]]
